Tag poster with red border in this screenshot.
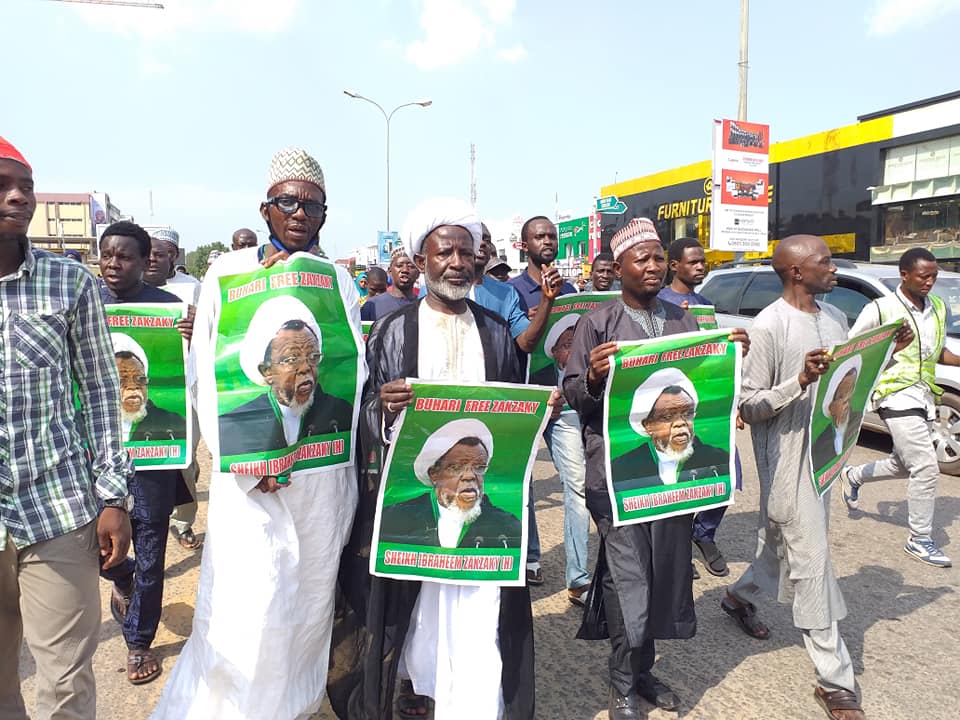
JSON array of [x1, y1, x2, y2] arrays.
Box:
[[710, 118, 770, 252]]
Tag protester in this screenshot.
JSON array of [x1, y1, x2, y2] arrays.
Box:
[[365, 266, 388, 301], [841, 247, 956, 567], [508, 216, 582, 591], [486, 255, 512, 282], [722, 234, 906, 720], [586, 251, 616, 291], [576, 274, 587, 292], [231, 227, 258, 251], [356, 271, 369, 304], [64, 248, 83, 262], [143, 227, 202, 551], [659, 236, 736, 577], [349, 197, 534, 719], [563, 217, 748, 719], [151, 147, 366, 719], [97, 220, 194, 685], [361, 247, 420, 320], [0, 136, 134, 717]]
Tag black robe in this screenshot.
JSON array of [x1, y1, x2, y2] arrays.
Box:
[[129, 400, 187, 441], [330, 299, 535, 720], [379, 493, 522, 549], [563, 298, 700, 646], [810, 411, 864, 473]]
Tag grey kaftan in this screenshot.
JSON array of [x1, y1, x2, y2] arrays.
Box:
[[732, 298, 848, 630]]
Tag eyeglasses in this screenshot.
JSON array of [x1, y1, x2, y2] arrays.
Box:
[[647, 410, 694, 424], [266, 195, 327, 218], [442, 463, 488, 475], [272, 352, 322, 369]]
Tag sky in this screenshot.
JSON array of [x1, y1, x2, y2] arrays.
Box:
[[4, 0, 960, 259]]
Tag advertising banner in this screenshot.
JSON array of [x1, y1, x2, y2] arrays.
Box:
[[710, 118, 770, 252], [213, 255, 363, 476], [604, 329, 740, 525], [558, 216, 589, 259], [378, 231, 399, 265], [105, 303, 191, 470], [371, 380, 553, 585], [808, 320, 902, 495]]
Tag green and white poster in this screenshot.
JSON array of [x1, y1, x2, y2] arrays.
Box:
[[809, 320, 902, 496], [371, 380, 553, 586], [526, 291, 618, 388], [604, 329, 740, 525], [688, 305, 719, 330], [106, 303, 191, 470], [213, 255, 363, 475], [361, 320, 373, 343]]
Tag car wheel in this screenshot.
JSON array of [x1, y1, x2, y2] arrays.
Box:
[[933, 392, 960, 476]]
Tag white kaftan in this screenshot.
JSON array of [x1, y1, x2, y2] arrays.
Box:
[[400, 301, 504, 719], [150, 248, 366, 720]]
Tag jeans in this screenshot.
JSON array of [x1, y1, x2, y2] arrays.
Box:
[[846, 413, 939, 541], [543, 412, 590, 589]]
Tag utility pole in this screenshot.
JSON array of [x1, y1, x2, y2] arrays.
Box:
[[738, 0, 749, 122], [470, 143, 477, 208]]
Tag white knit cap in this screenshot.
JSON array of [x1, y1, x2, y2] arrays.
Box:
[[628, 367, 698, 437], [412, 418, 494, 486], [151, 228, 179, 249], [610, 217, 661, 260], [111, 333, 149, 376], [401, 197, 481, 259], [238, 296, 323, 386], [267, 147, 326, 193]]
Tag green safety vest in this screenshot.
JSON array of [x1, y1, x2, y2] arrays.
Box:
[[871, 292, 945, 402]]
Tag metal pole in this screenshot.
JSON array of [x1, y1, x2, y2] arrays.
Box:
[[385, 119, 391, 231], [738, 0, 749, 122]]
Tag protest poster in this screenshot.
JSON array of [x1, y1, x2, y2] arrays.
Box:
[[213, 255, 363, 475], [371, 380, 553, 586], [688, 305, 719, 330], [105, 303, 191, 470], [361, 320, 373, 343], [526, 292, 618, 412], [604, 329, 740, 525], [808, 320, 902, 495]]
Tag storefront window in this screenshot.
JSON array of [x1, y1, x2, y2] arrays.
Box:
[[874, 198, 960, 264]]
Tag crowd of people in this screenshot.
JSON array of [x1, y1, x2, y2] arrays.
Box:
[[0, 132, 954, 720]]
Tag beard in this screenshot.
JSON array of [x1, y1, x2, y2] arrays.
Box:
[[833, 417, 848, 454], [279, 388, 315, 416], [654, 441, 695, 464], [121, 405, 148, 425], [438, 495, 483, 524], [425, 273, 471, 302]]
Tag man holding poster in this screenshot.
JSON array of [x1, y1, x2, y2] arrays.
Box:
[[348, 198, 535, 719], [152, 148, 366, 719], [563, 217, 748, 719]]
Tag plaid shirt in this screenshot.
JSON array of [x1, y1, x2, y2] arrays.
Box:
[[0, 240, 133, 548]]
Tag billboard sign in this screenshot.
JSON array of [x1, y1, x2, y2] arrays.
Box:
[[710, 119, 770, 252], [377, 230, 399, 265]]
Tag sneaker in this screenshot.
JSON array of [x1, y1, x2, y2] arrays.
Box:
[[903, 538, 952, 568], [840, 466, 860, 511]]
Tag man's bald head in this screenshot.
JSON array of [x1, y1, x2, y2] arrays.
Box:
[[232, 228, 258, 251], [772, 234, 827, 279], [771, 234, 837, 296]]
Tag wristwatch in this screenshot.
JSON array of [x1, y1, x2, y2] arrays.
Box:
[[102, 496, 133, 512]]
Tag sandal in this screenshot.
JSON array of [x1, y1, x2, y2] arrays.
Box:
[[814, 686, 866, 720], [694, 539, 729, 577], [111, 584, 131, 626], [720, 593, 770, 639], [127, 648, 162, 685], [176, 528, 202, 550], [397, 679, 430, 718]]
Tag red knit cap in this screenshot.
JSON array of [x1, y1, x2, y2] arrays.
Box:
[[0, 136, 31, 172]]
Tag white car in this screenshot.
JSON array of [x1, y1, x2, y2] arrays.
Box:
[[699, 260, 960, 475]]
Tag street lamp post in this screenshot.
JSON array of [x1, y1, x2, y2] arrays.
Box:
[[343, 90, 432, 232]]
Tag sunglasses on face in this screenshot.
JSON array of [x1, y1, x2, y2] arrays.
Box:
[[266, 195, 327, 218]]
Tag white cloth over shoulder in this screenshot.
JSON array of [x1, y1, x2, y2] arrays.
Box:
[[399, 300, 503, 719], [151, 247, 366, 720]]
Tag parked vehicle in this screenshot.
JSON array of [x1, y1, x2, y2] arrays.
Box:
[[699, 260, 960, 475]]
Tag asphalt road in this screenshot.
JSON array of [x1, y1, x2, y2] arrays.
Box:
[[18, 429, 960, 719]]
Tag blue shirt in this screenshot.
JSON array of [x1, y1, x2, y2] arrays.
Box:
[[508, 268, 577, 312], [470, 277, 530, 338], [361, 292, 417, 321], [658, 285, 711, 307]]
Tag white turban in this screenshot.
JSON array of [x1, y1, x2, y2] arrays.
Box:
[[413, 418, 494, 486], [238, 296, 323, 386], [629, 367, 698, 437], [401, 197, 482, 259], [544, 314, 579, 360], [822, 355, 862, 418], [110, 333, 148, 376]]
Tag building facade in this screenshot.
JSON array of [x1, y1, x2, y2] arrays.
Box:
[[28, 191, 123, 261]]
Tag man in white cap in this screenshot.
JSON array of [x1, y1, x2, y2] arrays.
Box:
[[342, 197, 534, 719], [563, 217, 749, 719], [218, 296, 353, 455], [151, 148, 366, 720], [378, 419, 521, 548], [142, 226, 203, 551], [610, 368, 727, 490]]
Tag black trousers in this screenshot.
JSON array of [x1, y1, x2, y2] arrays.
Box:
[[600, 556, 656, 694]]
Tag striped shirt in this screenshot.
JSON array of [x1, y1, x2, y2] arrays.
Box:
[[0, 240, 133, 548]]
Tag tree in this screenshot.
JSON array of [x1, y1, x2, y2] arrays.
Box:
[[186, 242, 229, 279]]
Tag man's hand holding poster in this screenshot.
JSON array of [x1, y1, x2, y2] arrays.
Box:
[[604, 329, 741, 525], [372, 380, 553, 586], [809, 320, 902, 495], [214, 256, 363, 475], [106, 303, 192, 469]]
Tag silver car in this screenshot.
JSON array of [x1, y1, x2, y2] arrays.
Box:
[[699, 260, 960, 475]]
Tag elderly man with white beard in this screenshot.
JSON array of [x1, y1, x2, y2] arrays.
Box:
[[341, 198, 535, 720]]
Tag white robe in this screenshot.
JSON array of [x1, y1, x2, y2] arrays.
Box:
[[150, 248, 367, 720], [400, 301, 504, 719]]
